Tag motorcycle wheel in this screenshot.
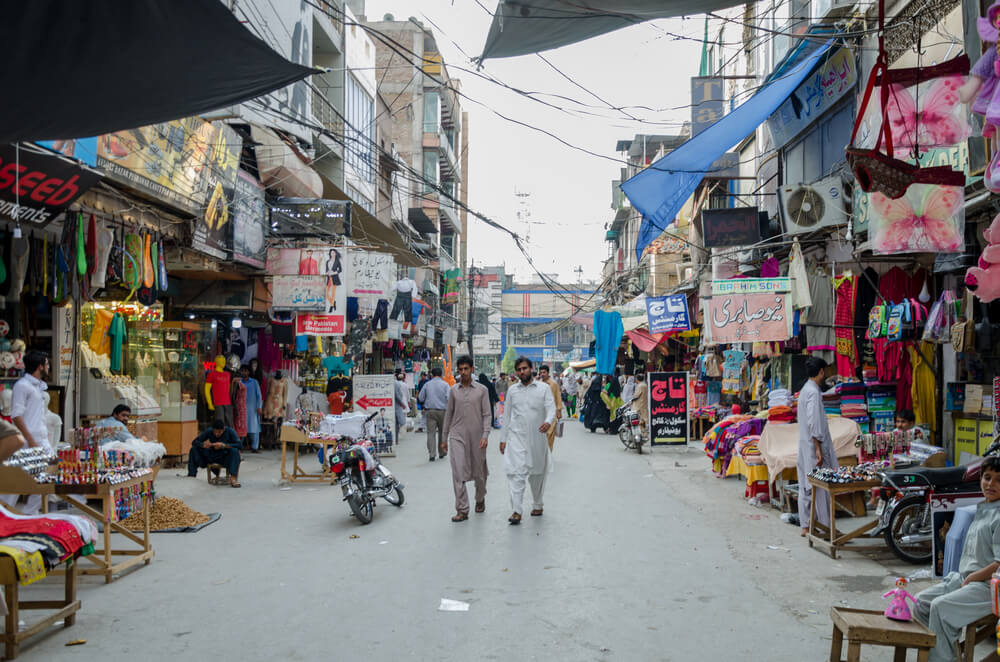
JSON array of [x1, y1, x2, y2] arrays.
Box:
[[384, 484, 405, 507], [884, 495, 931, 564], [636, 437, 643, 454], [618, 426, 632, 449], [348, 492, 374, 524]]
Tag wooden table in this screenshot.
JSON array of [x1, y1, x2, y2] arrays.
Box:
[[807, 476, 884, 559], [0, 466, 154, 584], [280, 438, 339, 484], [830, 607, 935, 662], [0, 555, 79, 660]]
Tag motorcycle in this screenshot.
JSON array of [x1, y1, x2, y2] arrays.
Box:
[[875, 450, 995, 563], [329, 414, 405, 525], [616, 404, 645, 454]]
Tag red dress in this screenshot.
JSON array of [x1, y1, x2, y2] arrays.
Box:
[[233, 380, 247, 438], [834, 274, 858, 378]]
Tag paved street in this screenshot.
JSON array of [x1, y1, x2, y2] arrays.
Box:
[[23, 418, 936, 661]]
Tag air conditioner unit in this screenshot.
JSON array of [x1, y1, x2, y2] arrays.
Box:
[[778, 174, 848, 235], [813, 0, 856, 21]]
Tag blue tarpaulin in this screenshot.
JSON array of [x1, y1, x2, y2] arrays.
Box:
[[622, 39, 835, 261]]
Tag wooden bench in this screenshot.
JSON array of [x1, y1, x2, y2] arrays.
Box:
[[1, 556, 79, 660], [957, 613, 1000, 662], [830, 607, 935, 661]]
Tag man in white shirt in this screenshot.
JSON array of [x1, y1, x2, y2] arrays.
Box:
[[4, 350, 52, 514], [500, 356, 556, 525]]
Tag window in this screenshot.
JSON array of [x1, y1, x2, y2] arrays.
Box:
[[472, 309, 489, 335], [423, 151, 439, 192], [345, 73, 374, 185], [423, 92, 440, 133], [507, 325, 546, 345], [782, 101, 854, 186], [440, 230, 455, 258], [556, 324, 588, 346]]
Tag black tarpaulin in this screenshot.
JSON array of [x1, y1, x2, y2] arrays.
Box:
[[478, 1, 742, 61], [0, 0, 315, 143]]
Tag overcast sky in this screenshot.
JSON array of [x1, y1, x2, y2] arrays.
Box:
[[363, 1, 704, 284]]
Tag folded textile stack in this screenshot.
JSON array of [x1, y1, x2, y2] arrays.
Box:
[[836, 382, 868, 421], [767, 405, 796, 422], [768, 388, 793, 407], [822, 391, 841, 416], [735, 435, 764, 465], [0, 509, 97, 586]]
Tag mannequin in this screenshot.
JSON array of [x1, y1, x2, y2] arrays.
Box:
[[264, 370, 288, 421], [205, 355, 233, 428], [42, 392, 62, 446]]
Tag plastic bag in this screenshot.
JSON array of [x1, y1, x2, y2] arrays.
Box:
[[923, 291, 955, 343]]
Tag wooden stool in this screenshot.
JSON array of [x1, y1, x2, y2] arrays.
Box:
[[1, 556, 80, 659], [957, 613, 999, 662], [207, 464, 229, 486], [830, 607, 935, 662]]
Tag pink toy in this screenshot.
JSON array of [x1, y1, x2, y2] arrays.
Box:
[[959, 1, 1000, 190], [883, 577, 917, 621], [965, 213, 1000, 302]]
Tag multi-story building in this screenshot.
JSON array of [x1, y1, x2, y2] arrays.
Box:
[[501, 281, 595, 371], [355, 5, 469, 331], [470, 266, 509, 376]]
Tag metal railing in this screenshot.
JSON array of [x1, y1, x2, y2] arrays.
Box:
[[312, 86, 344, 138]]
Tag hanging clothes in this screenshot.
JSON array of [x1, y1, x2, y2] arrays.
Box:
[[233, 379, 247, 438], [833, 273, 858, 378], [910, 341, 936, 434], [788, 240, 812, 309], [593, 310, 624, 375], [805, 265, 835, 363]]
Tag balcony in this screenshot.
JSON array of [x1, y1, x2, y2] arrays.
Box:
[[438, 197, 460, 232], [312, 1, 344, 55], [311, 86, 344, 154], [422, 129, 460, 181]]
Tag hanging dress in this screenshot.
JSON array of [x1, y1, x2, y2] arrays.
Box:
[[910, 341, 936, 435], [233, 379, 247, 439], [806, 266, 836, 363], [833, 273, 858, 378]]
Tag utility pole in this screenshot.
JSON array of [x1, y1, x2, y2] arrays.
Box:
[[574, 265, 584, 284], [467, 258, 476, 365]]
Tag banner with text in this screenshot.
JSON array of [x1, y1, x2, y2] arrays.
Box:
[[645, 294, 690, 334], [649, 371, 688, 445], [352, 374, 395, 415], [295, 313, 345, 336], [272, 275, 327, 310], [706, 278, 791, 344], [346, 250, 395, 299]]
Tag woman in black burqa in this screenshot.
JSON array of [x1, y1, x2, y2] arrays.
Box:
[[582, 374, 611, 433]]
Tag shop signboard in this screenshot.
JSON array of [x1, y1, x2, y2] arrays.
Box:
[[295, 313, 345, 336], [645, 294, 690, 334], [691, 77, 725, 137], [352, 374, 395, 415], [265, 246, 347, 314], [272, 275, 326, 310], [346, 250, 394, 298], [706, 278, 791, 343], [766, 47, 857, 149], [270, 198, 351, 238], [648, 371, 688, 446], [0, 143, 102, 226], [701, 207, 761, 248], [231, 169, 268, 268], [97, 118, 242, 215]]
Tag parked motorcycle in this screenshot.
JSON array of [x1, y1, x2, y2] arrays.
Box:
[[616, 405, 645, 454], [329, 415, 405, 525], [875, 445, 999, 564]]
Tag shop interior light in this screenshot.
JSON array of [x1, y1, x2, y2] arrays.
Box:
[[187, 313, 196, 320], [232, 318, 242, 329], [211, 320, 218, 330]]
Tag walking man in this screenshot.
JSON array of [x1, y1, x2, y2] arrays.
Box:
[[797, 356, 839, 537], [3, 351, 52, 513], [393, 371, 410, 443], [538, 365, 563, 452], [442, 355, 491, 522], [415, 371, 430, 432], [418, 367, 450, 461], [501, 356, 556, 525]]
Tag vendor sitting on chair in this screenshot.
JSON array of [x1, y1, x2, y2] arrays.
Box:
[[187, 420, 242, 488], [913, 455, 1000, 662], [96, 404, 147, 443]]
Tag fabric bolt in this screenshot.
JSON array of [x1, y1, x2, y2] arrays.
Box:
[[797, 379, 839, 528], [443, 381, 492, 514], [593, 310, 624, 375], [805, 267, 835, 362], [108, 312, 126, 372], [833, 274, 858, 378]]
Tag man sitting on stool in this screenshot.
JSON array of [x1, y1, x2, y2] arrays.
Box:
[[187, 420, 242, 487]]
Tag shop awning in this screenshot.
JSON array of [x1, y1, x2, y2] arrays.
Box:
[[477, 1, 742, 62], [625, 329, 666, 353], [0, 0, 314, 143], [319, 176, 425, 268], [252, 125, 323, 199], [622, 39, 834, 261]]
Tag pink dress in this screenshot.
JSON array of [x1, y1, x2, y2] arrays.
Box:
[[882, 587, 916, 621]]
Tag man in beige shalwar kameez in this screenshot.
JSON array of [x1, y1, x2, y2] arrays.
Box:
[[442, 355, 492, 522]]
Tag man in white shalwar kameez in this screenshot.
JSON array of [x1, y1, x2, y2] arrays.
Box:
[[797, 356, 839, 537], [500, 357, 556, 525]]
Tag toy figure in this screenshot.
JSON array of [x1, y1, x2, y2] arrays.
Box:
[[965, 212, 1000, 302], [883, 577, 917, 621], [959, 0, 1000, 189]]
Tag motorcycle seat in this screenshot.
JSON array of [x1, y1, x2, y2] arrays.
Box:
[[885, 466, 968, 487]]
